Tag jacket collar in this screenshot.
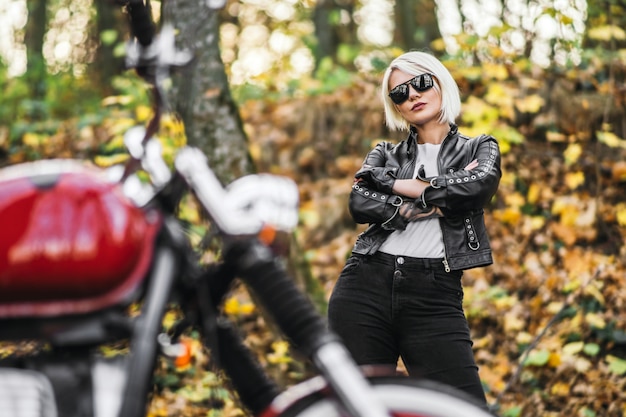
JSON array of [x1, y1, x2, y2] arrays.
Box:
[[407, 124, 458, 154]]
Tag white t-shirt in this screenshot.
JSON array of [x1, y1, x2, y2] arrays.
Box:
[[378, 143, 444, 258]]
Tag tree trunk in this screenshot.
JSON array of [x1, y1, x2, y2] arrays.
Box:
[[312, 0, 337, 69], [24, 0, 47, 107], [162, 0, 253, 183], [394, 0, 441, 52], [93, 0, 125, 96], [312, 0, 358, 69]]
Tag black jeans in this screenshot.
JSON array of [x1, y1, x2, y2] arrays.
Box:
[[328, 251, 487, 406]]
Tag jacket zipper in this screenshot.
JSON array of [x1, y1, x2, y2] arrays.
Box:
[[442, 256, 451, 273], [438, 132, 451, 273], [440, 223, 451, 272]]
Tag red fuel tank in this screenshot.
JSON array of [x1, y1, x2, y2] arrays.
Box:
[[0, 160, 161, 317]]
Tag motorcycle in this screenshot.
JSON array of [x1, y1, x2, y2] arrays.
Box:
[[0, 2, 495, 417]]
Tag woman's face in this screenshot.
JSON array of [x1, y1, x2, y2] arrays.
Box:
[[388, 70, 442, 127]]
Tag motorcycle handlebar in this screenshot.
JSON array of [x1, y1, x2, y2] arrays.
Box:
[[126, 0, 155, 47], [174, 147, 299, 236]]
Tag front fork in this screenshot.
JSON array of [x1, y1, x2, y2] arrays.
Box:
[[223, 239, 390, 417]]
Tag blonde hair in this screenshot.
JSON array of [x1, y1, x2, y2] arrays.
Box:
[[381, 51, 461, 131]]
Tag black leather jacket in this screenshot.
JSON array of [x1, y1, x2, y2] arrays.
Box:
[[349, 124, 501, 271]]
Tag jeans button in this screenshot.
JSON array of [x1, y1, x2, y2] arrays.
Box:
[[397, 257, 404, 265]]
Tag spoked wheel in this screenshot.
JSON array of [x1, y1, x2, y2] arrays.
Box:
[[264, 376, 496, 417]]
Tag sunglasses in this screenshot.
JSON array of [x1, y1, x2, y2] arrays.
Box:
[[388, 73, 435, 104]]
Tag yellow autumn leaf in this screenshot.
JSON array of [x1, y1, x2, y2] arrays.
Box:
[[564, 171, 585, 190], [223, 297, 240, 315], [101, 94, 133, 106], [162, 310, 180, 330], [503, 311, 525, 332], [548, 352, 561, 368], [546, 131, 567, 142], [559, 206, 580, 227], [177, 199, 201, 225], [616, 203, 626, 226], [546, 301, 564, 314], [584, 284, 606, 305], [249, 142, 263, 162], [135, 105, 153, 122], [574, 357, 592, 373], [493, 207, 522, 225], [551, 197, 569, 215], [430, 38, 446, 52], [500, 171, 517, 187], [563, 143, 582, 165], [483, 63, 509, 80], [515, 332, 533, 345], [585, 312, 606, 329], [94, 153, 129, 167], [299, 201, 321, 229], [527, 183, 540, 204], [562, 341, 584, 356], [550, 381, 570, 396], [22, 132, 43, 147], [514, 94, 545, 113], [272, 340, 290, 356], [268, 340, 292, 364], [588, 25, 626, 41], [239, 303, 256, 315], [484, 84, 512, 106], [505, 192, 526, 208], [563, 277, 582, 293], [106, 117, 137, 135], [597, 130, 626, 148], [529, 216, 546, 231]]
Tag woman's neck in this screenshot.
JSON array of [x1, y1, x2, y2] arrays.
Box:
[[413, 123, 450, 145]]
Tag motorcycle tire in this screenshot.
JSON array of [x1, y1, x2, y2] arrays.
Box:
[[268, 376, 497, 417]]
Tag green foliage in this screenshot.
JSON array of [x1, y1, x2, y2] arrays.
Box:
[[501, 405, 522, 417], [311, 58, 355, 94], [523, 349, 550, 367], [0, 67, 103, 143], [607, 355, 626, 375], [100, 29, 119, 46]]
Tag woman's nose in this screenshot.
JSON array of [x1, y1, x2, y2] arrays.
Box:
[[408, 85, 421, 99]]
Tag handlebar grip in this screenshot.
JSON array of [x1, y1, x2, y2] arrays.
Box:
[[126, 0, 155, 46], [224, 240, 336, 358]]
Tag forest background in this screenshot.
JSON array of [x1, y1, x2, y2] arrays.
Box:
[[0, 0, 626, 416]]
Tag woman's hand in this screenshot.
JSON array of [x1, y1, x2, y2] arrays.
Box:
[[399, 202, 443, 222], [465, 159, 479, 170]]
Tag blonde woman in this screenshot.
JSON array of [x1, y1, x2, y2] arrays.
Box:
[[328, 51, 501, 410]]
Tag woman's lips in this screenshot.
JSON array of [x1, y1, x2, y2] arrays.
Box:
[[412, 102, 425, 110]]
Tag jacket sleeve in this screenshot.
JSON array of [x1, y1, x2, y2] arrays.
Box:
[[347, 143, 408, 230], [419, 134, 501, 212]]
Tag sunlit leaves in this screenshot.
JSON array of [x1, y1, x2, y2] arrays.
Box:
[[100, 29, 118, 46], [587, 25, 626, 41], [93, 153, 128, 167], [597, 130, 626, 149], [585, 312, 606, 329], [616, 203, 626, 226], [267, 340, 292, 364], [462, 96, 499, 126], [223, 296, 256, 316], [564, 171, 585, 189], [514, 94, 544, 114], [606, 355, 626, 375], [524, 349, 550, 367], [563, 143, 582, 165]]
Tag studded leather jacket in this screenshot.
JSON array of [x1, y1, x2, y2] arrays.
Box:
[[349, 124, 501, 271]]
